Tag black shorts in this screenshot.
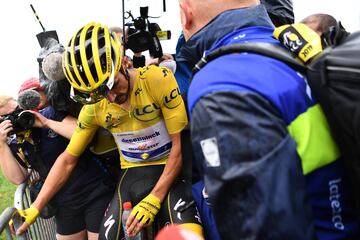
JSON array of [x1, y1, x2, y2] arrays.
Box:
[[55, 191, 113, 235], [98, 165, 201, 240]]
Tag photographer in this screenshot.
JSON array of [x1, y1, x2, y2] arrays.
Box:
[[0, 95, 28, 183], [0, 94, 115, 240]]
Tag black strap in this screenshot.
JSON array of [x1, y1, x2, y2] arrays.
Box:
[[192, 42, 307, 76], [30, 129, 50, 179], [10, 142, 32, 169]]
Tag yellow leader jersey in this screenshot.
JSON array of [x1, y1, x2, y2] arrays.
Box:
[[67, 65, 188, 168]]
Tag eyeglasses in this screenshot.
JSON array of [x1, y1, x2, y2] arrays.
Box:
[[70, 64, 118, 105], [70, 87, 103, 104]]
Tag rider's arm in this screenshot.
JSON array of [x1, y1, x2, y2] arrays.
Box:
[[31, 150, 79, 210], [127, 133, 182, 237], [126, 66, 188, 237], [16, 104, 99, 235], [148, 66, 188, 201], [33, 105, 99, 209], [151, 132, 182, 201], [16, 150, 81, 234]]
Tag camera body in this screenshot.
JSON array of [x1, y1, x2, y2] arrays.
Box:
[[1, 108, 35, 134], [36, 30, 59, 48], [125, 6, 170, 58]]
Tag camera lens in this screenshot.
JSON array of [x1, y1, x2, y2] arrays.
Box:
[[17, 111, 35, 129]]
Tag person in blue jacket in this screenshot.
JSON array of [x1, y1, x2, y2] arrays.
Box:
[[178, 0, 360, 239]]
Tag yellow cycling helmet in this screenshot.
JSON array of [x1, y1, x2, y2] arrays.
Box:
[[63, 22, 122, 103]]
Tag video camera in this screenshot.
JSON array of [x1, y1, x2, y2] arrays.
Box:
[[1, 108, 35, 134], [125, 6, 171, 58]]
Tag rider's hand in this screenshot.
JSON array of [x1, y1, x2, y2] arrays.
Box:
[[8, 219, 15, 235], [16, 205, 40, 235], [126, 194, 161, 237]]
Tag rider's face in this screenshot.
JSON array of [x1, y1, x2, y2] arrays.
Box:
[[106, 67, 130, 105]]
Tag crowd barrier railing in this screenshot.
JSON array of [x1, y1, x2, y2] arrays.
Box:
[[0, 171, 56, 240]]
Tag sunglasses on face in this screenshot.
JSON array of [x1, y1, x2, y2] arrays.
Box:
[[70, 65, 123, 105], [70, 87, 104, 104]]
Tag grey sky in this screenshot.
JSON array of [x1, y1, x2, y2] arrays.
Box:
[[0, 0, 359, 97]]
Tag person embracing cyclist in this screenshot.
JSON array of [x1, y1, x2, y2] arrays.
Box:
[[16, 22, 203, 239]]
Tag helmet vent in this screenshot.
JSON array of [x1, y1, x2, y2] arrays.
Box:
[[90, 63, 98, 83], [98, 35, 105, 50], [68, 64, 82, 87], [77, 64, 88, 87], [86, 44, 92, 60], [86, 26, 94, 39], [100, 53, 107, 74]]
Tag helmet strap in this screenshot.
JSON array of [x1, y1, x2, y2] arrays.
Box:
[[123, 68, 130, 81]]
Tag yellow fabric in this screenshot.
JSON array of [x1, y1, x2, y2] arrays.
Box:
[[131, 194, 161, 225], [178, 223, 204, 238], [67, 65, 188, 168], [17, 205, 39, 225], [89, 128, 118, 155], [287, 104, 340, 175], [273, 23, 323, 63]]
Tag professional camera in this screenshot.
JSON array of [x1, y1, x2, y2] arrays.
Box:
[[125, 6, 171, 58], [1, 108, 35, 134]]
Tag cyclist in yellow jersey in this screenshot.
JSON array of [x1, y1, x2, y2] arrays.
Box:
[[16, 22, 203, 239], [68, 65, 186, 169]]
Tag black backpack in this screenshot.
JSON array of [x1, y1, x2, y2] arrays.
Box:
[[307, 32, 360, 223], [192, 30, 360, 224]]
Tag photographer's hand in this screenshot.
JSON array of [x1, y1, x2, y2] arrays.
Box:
[[0, 119, 28, 184], [28, 110, 49, 128], [0, 120, 13, 146]]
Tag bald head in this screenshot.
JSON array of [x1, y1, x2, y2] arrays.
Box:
[[300, 14, 337, 35], [179, 0, 260, 40]]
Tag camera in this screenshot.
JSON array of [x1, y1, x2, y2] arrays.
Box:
[[36, 30, 59, 48], [1, 108, 35, 134], [125, 6, 171, 58]]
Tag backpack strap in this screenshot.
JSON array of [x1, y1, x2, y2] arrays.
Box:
[[28, 129, 50, 180], [10, 143, 32, 169], [193, 42, 307, 76]]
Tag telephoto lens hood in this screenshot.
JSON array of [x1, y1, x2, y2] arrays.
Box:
[[17, 111, 35, 130]]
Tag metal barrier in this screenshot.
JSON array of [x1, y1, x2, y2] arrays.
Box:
[[0, 207, 17, 240], [0, 171, 57, 240]]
